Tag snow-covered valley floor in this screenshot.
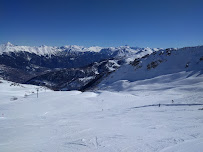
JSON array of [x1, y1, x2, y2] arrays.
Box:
[[0, 71, 203, 152]]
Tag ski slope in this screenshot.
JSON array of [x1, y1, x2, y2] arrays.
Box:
[[0, 72, 203, 152]]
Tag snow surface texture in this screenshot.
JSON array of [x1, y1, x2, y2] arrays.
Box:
[[0, 72, 203, 152]]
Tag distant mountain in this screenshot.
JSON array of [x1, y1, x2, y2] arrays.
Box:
[[25, 59, 123, 91], [0, 42, 157, 57], [0, 42, 158, 85]]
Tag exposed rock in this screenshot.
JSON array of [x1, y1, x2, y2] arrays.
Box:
[[147, 60, 163, 70], [131, 58, 140, 66]]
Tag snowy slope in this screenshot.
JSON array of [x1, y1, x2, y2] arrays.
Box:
[[0, 79, 50, 105], [98, 46, 203, 90], [0, 71, 203, 152]]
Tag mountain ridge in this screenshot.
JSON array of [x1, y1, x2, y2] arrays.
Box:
[[0, 42, 160, 57], [98, 46, 203, 91], [0, 43, 202, 91]]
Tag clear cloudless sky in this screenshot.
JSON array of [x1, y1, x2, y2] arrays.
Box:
[[0, 0, 203, 48]]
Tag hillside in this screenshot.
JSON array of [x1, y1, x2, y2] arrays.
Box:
[[26, 59, 123, 91], [98, 46, 203, 91]]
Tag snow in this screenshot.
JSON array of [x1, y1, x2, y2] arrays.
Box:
[[0, 71, 203, 152], [0, 43, 104, 56], [88, 46, 103, 52], [160, 138, 203, 152], [79, 76, 95, 83], [0, 45, 203, 151], [105, 60, 121, 72], [0, 43, 61, 56], [0, 42, 160, 57], [63, 45, 102, 53], [0, 80, 50, 105], [98, 46, 203, 88]]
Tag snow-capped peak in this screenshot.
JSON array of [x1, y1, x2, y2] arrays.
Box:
[[0, 42, 161, 57], [60, 45, 103, 52], [88, 46, 103, 52], [5, 42, 14, 47], [0, 42, 61, 56]]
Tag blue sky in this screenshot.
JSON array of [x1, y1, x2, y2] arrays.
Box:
[[1, 0, 203, 48]]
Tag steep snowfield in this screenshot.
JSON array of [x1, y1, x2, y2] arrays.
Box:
[[98, 46, 203, 89], [0, 72, 203, 152]]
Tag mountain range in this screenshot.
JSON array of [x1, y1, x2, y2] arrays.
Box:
[[0, 42, 202, 91], [0, 42, 158, 90]]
